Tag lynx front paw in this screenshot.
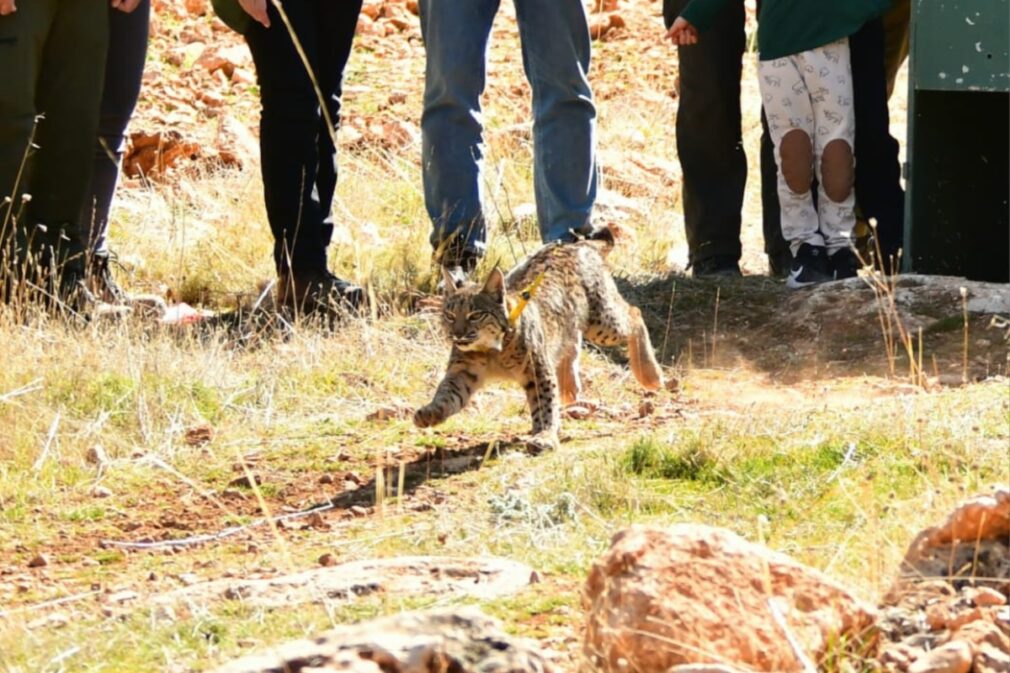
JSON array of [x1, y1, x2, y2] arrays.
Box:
[[413, 405, 445, 429], [525, 431, 559, 454]]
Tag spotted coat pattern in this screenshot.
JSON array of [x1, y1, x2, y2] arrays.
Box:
[[414, 227, 663, 449]]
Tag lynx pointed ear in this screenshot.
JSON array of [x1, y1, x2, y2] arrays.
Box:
[[441, 267, 460, 295], [482, 267, 506, 302]]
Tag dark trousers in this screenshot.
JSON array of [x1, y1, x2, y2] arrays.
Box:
[[244, 0, 363, 277], [0, 0, 108, 271], [81, 0, 150, 259], [851, 17, 905, 262], [663, 0, 787, 266]]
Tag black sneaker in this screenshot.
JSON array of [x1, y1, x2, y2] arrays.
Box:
[[829, 247, 861, 280], [691, 254, 742, 279], [786, 243, 832, 289]]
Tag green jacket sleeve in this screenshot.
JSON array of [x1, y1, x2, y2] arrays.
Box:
[[679, 0, 734, 32], [211, 0, 252, 34]]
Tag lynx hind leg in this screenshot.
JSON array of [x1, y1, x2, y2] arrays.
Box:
[[521, 357, 561, 444], [585, 299, 663, 391], [626, 305, 663, 390], [556, 340, 583, 406]]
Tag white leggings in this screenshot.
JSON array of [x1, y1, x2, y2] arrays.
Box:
[[759, 39, 856, 255]]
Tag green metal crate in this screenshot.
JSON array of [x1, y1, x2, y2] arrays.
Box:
[[904, 0, 1009, 281]]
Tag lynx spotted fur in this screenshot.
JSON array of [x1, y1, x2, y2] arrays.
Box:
[[414, 227, 663, 449]]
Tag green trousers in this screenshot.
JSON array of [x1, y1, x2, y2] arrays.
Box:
[[0, 0, 108, 271]]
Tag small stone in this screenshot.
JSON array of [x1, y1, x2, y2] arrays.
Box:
[[318, 473, 335, 485], [106, 590, 139, 604], [637, 400, 655, 418], [80, 558, 100, 567], [228, 474, 261, 489], [237, 638, 259, 648], [665, 378, 680, 393], [318, 553, 338, 567], [27, 554, 49, 568], [972, 587, 1007, 607], [344, 471, 364, 485], [973, 642, 1010, 673], [85, 445, 108, 466], [948, 607, 986, 630], [91, 485, 114, 498], [349, 506, 369, 518], [908, 640, 973, 673], [926, 603, 951, 630], [147, 572, 158, 582]]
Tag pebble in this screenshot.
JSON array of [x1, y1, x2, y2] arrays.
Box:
[[85, 445, 108, 466], [91, 486, 114, 498], [908, 640, 973, 673], [318, 553, 338, 567], [27, 554, 49, 569], [972, 587, 1007, 607]]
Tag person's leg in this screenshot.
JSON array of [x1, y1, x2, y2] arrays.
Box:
[[882, 0, 910, 98], [312, 0, 363, 264], [0, 1, 53, 242], [850, 18, 904, 271], [514, 0, 596, 243], [667, 0, 746, 272], [24, 1, 108, 282], [82, 0, 150, 259], [802, 40, 856, 257], [419, 0, 499, 266], [246, 0, 332, 279], [759, 55, 820, 254], [760, 109, 790, 275]]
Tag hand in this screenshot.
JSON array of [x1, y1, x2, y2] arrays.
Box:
[[666, 17, 699, 46], [239, 0, 270, 28], [111, 0, 143, 12], [0, 0, 16, 17]]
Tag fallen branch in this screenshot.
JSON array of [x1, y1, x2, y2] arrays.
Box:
[[99, 501, 338, 550]]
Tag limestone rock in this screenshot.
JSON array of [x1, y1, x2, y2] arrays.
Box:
[[906, 640, 973, 673], [894, 487, 1010, 597], [212, 608, 551, 673], [583, 525, 877, 672]]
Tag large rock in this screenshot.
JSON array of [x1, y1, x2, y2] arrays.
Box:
[[877, 487, 1010, 672], [212, 608, 551, 673], [896, 487, 1010, 593], [583, 525, 877, 672]]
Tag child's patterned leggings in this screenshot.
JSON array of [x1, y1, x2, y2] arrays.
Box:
[[759, 38, 856, 255]]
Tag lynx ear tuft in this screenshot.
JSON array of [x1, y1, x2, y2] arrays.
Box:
[[482, 267, 506, 302]]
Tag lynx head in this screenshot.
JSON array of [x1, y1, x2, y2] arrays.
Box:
[[441, 267, 510, 352]]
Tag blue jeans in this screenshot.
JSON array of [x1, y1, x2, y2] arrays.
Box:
[[419, 0, 598, 263]]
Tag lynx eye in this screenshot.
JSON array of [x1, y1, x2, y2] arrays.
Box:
[[466, 311, 481, 320]]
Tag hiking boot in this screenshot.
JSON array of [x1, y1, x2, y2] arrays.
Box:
[[277, 270, 365, 316], [829, 247, 861, 280], [692, 254, 742, 279], [87, 253, 130, 304], [786, 243, 832, 289]]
